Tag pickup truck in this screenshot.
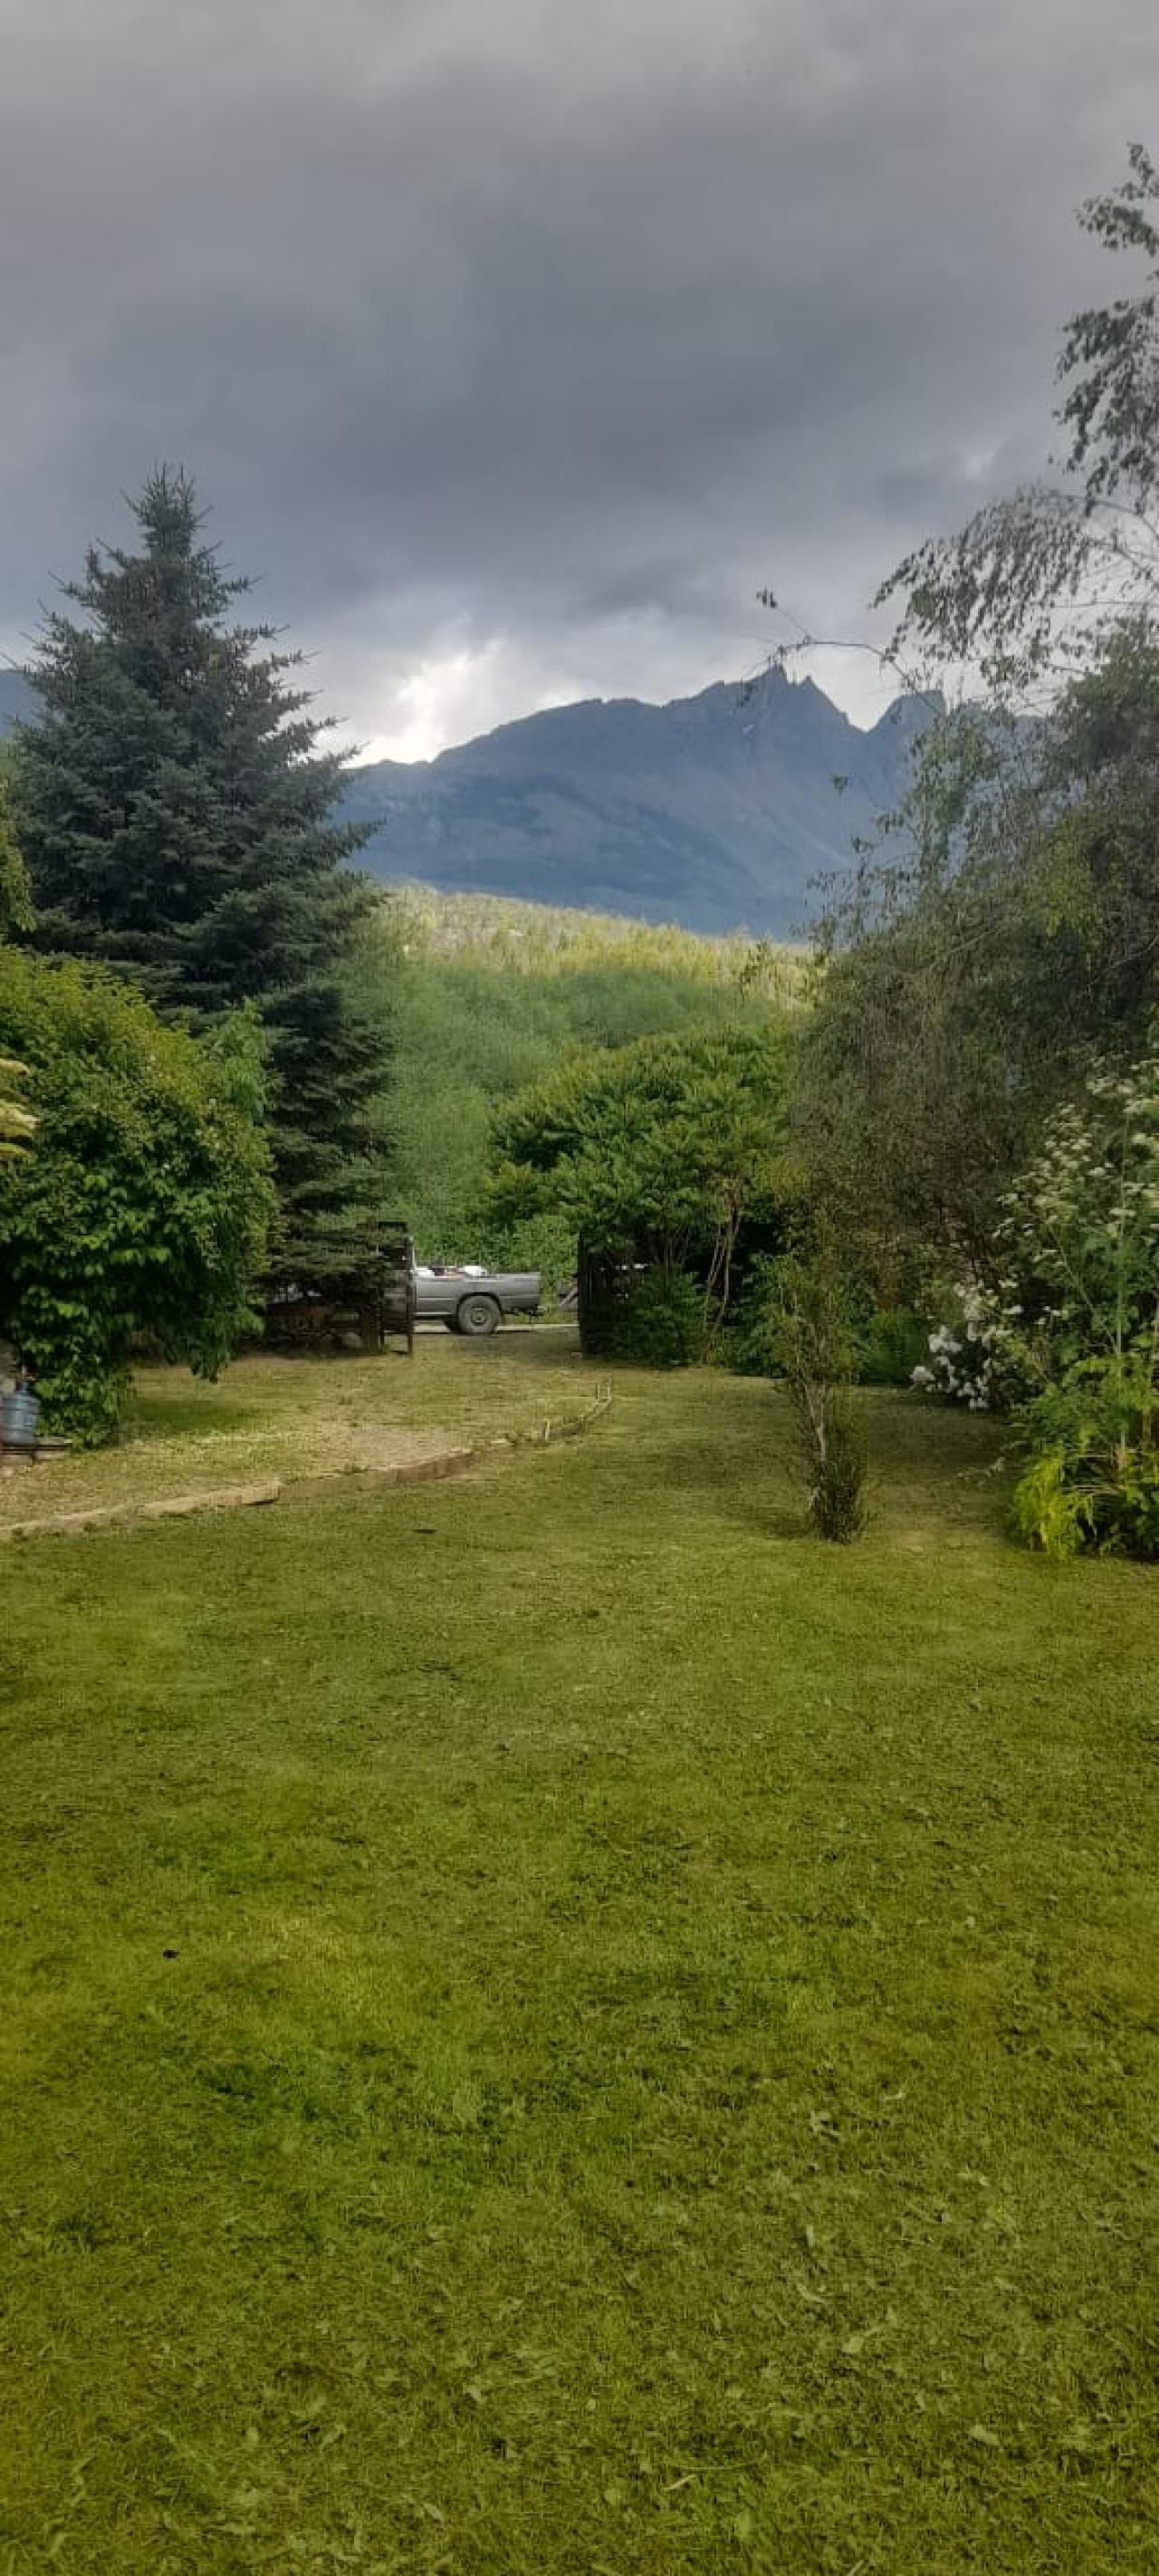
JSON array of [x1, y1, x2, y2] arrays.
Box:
[[414, 1266, 541, 1336]]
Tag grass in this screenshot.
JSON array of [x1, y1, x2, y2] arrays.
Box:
[[0, 1332, 590, 1527], [388, 883, 800, 993], [1, 1350, 1156, 2573]]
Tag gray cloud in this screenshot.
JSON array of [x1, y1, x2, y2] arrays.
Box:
[[1, 0, 1154, 749]]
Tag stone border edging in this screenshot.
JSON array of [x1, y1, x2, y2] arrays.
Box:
[[0, 1385, 614, 1544]]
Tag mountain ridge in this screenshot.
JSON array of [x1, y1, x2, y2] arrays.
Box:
[[341, 667, 929, 935], [1, 662, 931, 937]]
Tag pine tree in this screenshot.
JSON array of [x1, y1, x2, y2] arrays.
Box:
[[12, 469, 390, 1281]]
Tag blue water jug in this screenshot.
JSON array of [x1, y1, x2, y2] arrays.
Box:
[[1, 1384, 40, 1450]]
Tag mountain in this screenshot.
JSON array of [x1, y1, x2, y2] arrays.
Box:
[[0, 658, 932, 937], [342, 669, 933, 937], [0, 670, 36, 733]]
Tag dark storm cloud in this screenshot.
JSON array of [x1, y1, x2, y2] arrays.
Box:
[[1, 0, 1155, 745]]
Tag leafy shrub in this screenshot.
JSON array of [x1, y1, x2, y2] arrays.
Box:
[[1011, 1365, 1159, 1560], [0, 952, 274, 1443], [608, 1267, 706, 1369], [857, 1304, 928, 1387], [724, 1259, 924, 1394], [491, 1024, 790, 1335], [0, 1054, 35, 1163], [719, 1253, 786, 1378], [479, 1210, 577, 1301], [998, 1053, 1159, 1558], [807, 1399, 868, 1543], [772, 1240, 867, 1543]]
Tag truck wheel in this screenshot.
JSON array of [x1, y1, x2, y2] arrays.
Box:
[[455, 1293, 502, 1338]]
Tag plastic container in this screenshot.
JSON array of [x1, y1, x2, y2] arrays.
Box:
[[1, 1384, 41, 1450]]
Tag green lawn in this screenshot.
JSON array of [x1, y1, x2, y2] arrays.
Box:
[[1, 1352, 1156, 2573]]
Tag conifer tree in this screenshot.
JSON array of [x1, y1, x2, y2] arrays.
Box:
[[12, 469, 390, 1280]]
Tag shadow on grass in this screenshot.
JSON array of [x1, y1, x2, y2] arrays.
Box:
[[431, 1324, 586, 1370], [121, 1393, 261, 1442], [624, 1383, 1012, 1552]]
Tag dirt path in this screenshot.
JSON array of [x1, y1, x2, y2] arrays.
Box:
[[1, 1356, 611, 1542]]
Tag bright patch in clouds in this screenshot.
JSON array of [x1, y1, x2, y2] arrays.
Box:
[[343, 625, 902, 765], [355, 639, 574, 764]]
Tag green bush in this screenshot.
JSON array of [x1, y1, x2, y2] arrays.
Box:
[[479, 1210, 576, 1302], [0, 952, 274, 1443], [857, 1304, 928, 1387], [491, 1025, 790, 1337], [997, 1053, 1159, 1559], [807, 1396, 869, 1543], [772, 1238, 867, 1543], [1011, 1365, 1159, 1561], [718, 1253, 786, 1378], [608, 1268, 706, 1369], [723, 1259, 922, 1396]]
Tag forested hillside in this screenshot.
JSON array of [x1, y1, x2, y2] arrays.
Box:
[[361, 887, 794, 1270]]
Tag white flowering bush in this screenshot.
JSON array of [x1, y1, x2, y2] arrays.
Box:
[[996, 1056, 1159, 1370], [998, 1052, 1159, 1558], [912, 1288, 1004, 1411], [908, 1053, 1159, 1553]]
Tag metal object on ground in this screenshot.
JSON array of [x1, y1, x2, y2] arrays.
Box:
[[413, 1267, 541, 1332], [263, 1239, 540, 1352], [1, 1383, 40, 1449]]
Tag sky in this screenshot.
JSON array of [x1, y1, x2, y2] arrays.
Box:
[[0, 0, 1155, 761]]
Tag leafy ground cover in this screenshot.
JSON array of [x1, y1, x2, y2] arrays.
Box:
[[0, 1332, 589, 1528], [1, 1348, 1156, 2572]]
